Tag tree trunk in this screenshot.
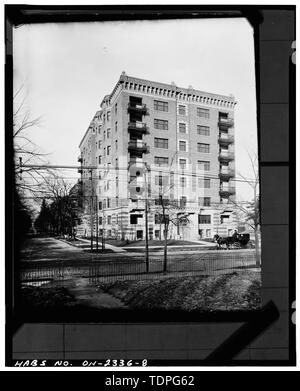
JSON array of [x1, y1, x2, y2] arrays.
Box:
[[254, 225, 260, 266], [163, 223, 168, 273]]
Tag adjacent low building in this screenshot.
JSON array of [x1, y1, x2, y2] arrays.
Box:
[[77, 72, 238, 241]]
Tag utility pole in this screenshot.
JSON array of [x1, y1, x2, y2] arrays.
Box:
[[102, 206, 105, 251], [144, 164, 149, 272], [90, 169, 94, 252], [95, 193, 99, 252], [253, 184, 260, 267]]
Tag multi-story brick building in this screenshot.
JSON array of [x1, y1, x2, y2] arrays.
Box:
[[78, 72, 238, 241]]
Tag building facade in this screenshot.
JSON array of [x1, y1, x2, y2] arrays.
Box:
[[78, 73, 238, 241]]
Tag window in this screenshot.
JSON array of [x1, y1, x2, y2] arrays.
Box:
[[98, 201, 102, 210], [198, 197, 211, 206], [154, 156, 168, 166], [179, 159, 187, 169], [99, 216, 102, 225], [115, 140, 118, 150], [180, 196, 187, 208], [180, 176, 186, 187], [107, 146, 111, 155], [198, 178, 211, 188], [155, 214, 161, 224], [221, 215, 230, 224], [107, 216, 111, 225], [178, 105, 186, 115], [197, 160, 210, 170], [154, 137, 168, 149], [155, 214, 169, 224], [197, 125, 210, 136], [107, 180, 111, 190], [107, 198, 111, 208], [179, 140, 187, 152], [154, 119, 168, 130], [206, 229, 211, 237], [107, 111, 111, 121], [98, 155, 102, 164], [179, 123, 187, 134], [197, 143, 210, 153], [219, 112, 228, 119], [115, 121, 118, 132], [197, 107, 210, 118], [107, 128, 111, 138], [199, 215, 211, 224], [115, 104, 117, 115], [155, 175, 168, 186], [154, 100, 168, 112]]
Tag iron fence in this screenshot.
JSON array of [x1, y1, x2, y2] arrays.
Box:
[[20, 251, 259, 285]]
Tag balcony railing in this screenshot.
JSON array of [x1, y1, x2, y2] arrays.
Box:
[[219, 187, 236, 197], [218, 133, 234, 145], [128, 121, 149, 133], [129, 200, 145, 212], [218, 151, 235, 162], [218, 117, 234, 128], [129, 158, 145, 169], [128, 140, 148, 153], [128, 102, 148, 114], [219, 169, 235, 180]]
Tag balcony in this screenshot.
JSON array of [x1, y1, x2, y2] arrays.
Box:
[[219, 186, 236, 197], [78, 156, 83, 163], [129, 158, 145, 169], [129, 200, 145, 212], [128, 140, 148, 153], [218, 117, 234, 128], [218, 151, 235, 162], [218, 133, 234, 145], [219, 168, 235, 180], [128, 102, 148, 115], [128, 121, 149, 134]]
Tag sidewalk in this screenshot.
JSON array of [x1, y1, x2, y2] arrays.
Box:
[[75, 238, 127, 253], [123, 240, 216, 250]]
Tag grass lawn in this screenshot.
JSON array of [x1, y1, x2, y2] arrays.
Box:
[[99, 270, 261, 311], [105, 239, 201, 247]]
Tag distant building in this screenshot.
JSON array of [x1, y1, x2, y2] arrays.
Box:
[[78, 73, 238, 240]]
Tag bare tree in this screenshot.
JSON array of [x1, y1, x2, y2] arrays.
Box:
[[13, 85, 55, 199], [148, 157, 192, 272], [34, 173, 79, 237], [229, 151, 260, 266]]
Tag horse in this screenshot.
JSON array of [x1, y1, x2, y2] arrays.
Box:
[[213, 234, 236, 250]]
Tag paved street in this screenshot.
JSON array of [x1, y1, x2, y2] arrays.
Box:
[[20, 237, 257, 264]]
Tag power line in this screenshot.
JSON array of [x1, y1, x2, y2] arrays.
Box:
[[17, 163, 257, 183]]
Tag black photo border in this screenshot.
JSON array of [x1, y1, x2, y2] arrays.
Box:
[[5, 5, 296, 366]]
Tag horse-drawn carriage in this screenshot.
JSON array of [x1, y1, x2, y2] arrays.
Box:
[[213, 232, 254, 250]]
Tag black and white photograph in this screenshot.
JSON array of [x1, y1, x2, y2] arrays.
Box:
[[12, 16, 262, 317]]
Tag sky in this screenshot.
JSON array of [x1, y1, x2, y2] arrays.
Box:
[[13, 18, 258, 201]]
